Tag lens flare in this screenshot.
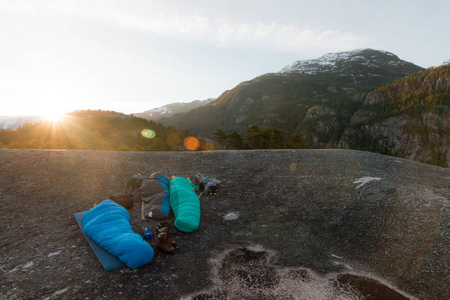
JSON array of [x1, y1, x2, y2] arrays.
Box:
[[141, 129, 156, 139], [183, 136, 200, 151], [290, 163, 297, 172]]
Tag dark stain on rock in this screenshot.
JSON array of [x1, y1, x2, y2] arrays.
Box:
[[333, 273, 411, 300]]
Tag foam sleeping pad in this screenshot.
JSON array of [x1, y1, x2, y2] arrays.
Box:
[[169, 177, 201, 232], [82, 200, 154, 269]]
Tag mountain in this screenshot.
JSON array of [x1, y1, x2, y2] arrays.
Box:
[[0, 115, 45, 130], [158, 49, 423, 139], [339, 64, 450, 166], [156, 49, 450, 166], [133, 98, 215, 121], [278, 49, 413, 75]]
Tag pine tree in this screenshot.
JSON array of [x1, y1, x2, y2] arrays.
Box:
[[228, 131, 244, 149], [245, 124, 264, 149], [287, 134, 308, 149], [212, 129, 228, 145], [264, 126, 286, 149]]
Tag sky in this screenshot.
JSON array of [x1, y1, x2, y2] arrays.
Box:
[[0, 0, 449, 117]]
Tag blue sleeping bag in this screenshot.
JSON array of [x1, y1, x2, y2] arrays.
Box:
[[169, 177, 201, 232], [82, 200, 154, 269]]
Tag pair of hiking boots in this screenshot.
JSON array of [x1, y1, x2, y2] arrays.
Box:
[[156, 223, 176, 252]]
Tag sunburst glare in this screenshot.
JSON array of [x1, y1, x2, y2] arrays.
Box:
[[43, 111, 67, 123]]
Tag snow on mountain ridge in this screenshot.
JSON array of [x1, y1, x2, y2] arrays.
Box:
[[278, 49, 400, 75], [153, 107, 173, 115], [133, 98, 215, 121]]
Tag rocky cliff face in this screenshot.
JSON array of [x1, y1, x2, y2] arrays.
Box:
[[338, 65, 450, 167], [341, 111, 449, 163], [292, 64, 450, 167], [339, 111, 450, 164], [298, 106, 342, 148]]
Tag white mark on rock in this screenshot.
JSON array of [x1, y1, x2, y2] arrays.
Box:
[[344, 263, 354, 270], [8, 266, 20, 273], [247, 244, 266, 252], [331, 254, 343, 259], [48, 250, 62, 257], [223, 212, 240, 221], [44, 287, 69, 299], [22, 261, 34, 269], [353, 176, 382, 189], [332, 260, 353, 270]]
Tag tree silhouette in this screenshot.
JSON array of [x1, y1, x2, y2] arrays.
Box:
[[227, 131, 244, 149], [213, 129, 228, 146]]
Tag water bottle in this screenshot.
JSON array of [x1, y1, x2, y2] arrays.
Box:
[[144, 226, 153, 239]]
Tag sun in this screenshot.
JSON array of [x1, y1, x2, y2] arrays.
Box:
[[43, 111, 67, 123]]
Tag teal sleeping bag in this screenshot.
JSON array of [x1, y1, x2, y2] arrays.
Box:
[[169, 177, 201, 232], [82, 200, 154, 269]]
